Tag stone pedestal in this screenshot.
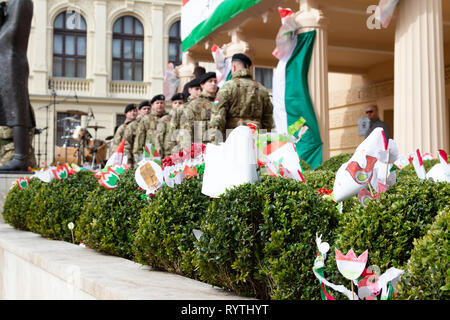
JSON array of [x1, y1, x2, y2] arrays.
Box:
[[394, 0, 449, 155]]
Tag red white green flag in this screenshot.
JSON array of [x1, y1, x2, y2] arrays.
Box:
[[181, 0, 263, 51]]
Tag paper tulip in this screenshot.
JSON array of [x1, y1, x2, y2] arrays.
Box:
[[335, 248, 368, 280]]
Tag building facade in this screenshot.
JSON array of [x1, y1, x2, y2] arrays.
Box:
[[28, 0, 183, 165]]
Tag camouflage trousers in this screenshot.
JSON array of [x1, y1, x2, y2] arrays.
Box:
[[0, 126, 37, 168]]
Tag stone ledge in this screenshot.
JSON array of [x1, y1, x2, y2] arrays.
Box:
[[0, 223, 249, 300]]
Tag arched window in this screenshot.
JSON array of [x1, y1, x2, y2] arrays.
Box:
[[53, 11, 87, 78], [112, 16, 144, 81], [169, 21, 182, 66]]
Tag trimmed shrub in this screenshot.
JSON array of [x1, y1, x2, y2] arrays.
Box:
[[299, 158, 312, 171], [334, 176, 450, 272], [316, 153, 353, 172], [75, 169, 146, 259], [397, 207, 449, 300], [26, 171, 98, 242], [2, 177, 44, 230], [133, 175, 210, 279], [194, 181, 267, 298], [303, 169, 335, 190], [194, 176, 340, 300], [258, 177, 340, 300]]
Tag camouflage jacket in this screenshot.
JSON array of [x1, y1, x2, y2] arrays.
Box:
[[157, 107, 185, 158], [209, 69, 274, 142], [179, 93, 215, 150], [112, 118, 134, 151], [133, 109, 170, 162], [123, 115, 143, 166]]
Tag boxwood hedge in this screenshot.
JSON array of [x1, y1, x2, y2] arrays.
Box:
[[397, 206, 449, 300], [2, 177, 43, 230], [133, 175, 210, 279], [334, 175, 450, 272], [26, 171, 98, 242], [75, 169, 146, 259]]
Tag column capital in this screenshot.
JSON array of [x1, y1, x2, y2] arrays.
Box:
[[223, 28, 253, 60], [294, 6, 327, 32]]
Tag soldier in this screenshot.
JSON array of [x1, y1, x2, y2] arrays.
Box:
[[209, 53, 274, 143], [179, 72, 217, 150], [170, 93, 185, 112], [123, 100, 151, 167], [112, 103, 137, 151], [182, 77, 202, 103], [133, 94, 171, 161]]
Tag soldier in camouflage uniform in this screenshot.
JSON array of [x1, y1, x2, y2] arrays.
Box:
[[158, 79, 202, 157], [133, 94, 171, 162], [123, 100, 151, 167], [178, 72, 217, 151], [0, 126, 36, 168], [112, 103, 137, 151], [209, 53, 274, 143]]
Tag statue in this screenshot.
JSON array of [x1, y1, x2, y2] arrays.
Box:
[[0, 0, 35, 171]]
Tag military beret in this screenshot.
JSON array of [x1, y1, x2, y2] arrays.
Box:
[[171, 92, 185, 101], [138, 100, 151, 109], [232, 53, 252, 67], [199, 72, 217, 84], [184, 77, 202, 90], [124, 103, 137, 114], [150, 94, 165, 104]]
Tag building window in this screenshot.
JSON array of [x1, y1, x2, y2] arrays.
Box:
[[169, 21, 182, 66], [254, 67, 273, 91], [115, 114, 126, 134], [112, 16, 144, 81], [53, 11, 87, 78]]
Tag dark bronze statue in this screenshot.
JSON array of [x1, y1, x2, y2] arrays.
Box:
[[0, 0, 35, 171]]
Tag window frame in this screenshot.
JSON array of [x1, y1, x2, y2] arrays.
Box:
[[53, 11, 87, 79], [112, 16, 145, 82], [168, 20, 182, 67]]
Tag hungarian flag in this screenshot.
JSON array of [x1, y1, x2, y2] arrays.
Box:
[[272, 24, 323, 169], [105, 138, 126, 168], [181, 0, 263, 51]]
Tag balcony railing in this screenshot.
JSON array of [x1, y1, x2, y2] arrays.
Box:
[[109, 81, 150, 98], [49, 78, 92, 95]]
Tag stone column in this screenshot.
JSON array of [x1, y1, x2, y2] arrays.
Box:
[[31, 0, 48, 95], [151, 3, 165, 95], [394, 0, 448, 155], [175, 51, 196, 92], [93, 0, 108, 97], [294, 0, 330, 161]]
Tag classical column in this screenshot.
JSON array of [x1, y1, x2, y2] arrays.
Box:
[[394, 0, 449, 155], [93, 0, 108, 97], [175, 51, 196, 92], [294, 0, 330, 161], [151, 3, 165, 95], [222, 28, 253, 60]]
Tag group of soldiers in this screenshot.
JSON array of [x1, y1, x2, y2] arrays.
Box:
[[112, 53, 274, 168]]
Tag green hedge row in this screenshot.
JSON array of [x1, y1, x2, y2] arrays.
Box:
[[2, 153, 448, 300]]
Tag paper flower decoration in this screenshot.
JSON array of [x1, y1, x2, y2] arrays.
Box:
[[15, 177, 30, 189], [412, 149, 450, 182], [135, 160, 164, 195], [98, 166, 120, 190], [335, 248, 368, 280], [51, 164, 70, 180]]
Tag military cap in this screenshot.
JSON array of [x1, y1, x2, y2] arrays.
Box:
[[199, 72, 217, 84], [171, 92, 185, 101], [124, 103, 137, 114], [185, 77, 202, 90], [151, 94, 166, 104], [232, 53, 252, 67], [138, 100, 151, 109]]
